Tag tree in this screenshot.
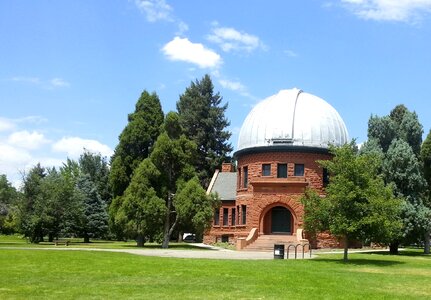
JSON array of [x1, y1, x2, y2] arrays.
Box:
[[367, 115, 396, 152], [109, 90, 164, 197], [114, 159, 166, 247], [367, 105, 427, 254], [0, 174, 19, 234], [302, 142, 402, 261], [18, 164, 47, 243], [73, 174, 109, 243], [177, 74, 232, 187], [420, 129, 431, 254], [174, 177, 219, 241], [150, 113, 197, 248], [108, 91, 164, 240], [383, 139, 428, 253], [113, 112, 219, 248], [79, 150, 111, 205]]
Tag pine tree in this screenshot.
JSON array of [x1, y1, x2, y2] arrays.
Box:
[[420, 129, 431, 254], [109, 90, 164, 197], [177, 75, 232, 187], [75, 174, 108, 243]]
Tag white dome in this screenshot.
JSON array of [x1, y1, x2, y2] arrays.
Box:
[[236, 88, 349, 153]]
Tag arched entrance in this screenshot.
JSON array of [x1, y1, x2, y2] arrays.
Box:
[[262, 206, 293, 235]]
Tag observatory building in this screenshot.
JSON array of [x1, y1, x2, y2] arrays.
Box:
[[204, 88, 349, 250]]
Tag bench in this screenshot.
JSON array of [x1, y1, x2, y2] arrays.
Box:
[[54, 240, 70, 246]]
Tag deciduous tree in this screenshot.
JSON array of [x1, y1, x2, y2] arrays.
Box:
[[302, 142, 402, 261]]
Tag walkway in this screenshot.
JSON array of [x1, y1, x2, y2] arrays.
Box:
[[2, 243, 315, 260]]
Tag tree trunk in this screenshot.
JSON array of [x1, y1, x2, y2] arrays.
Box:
[[389, 241, 399, 255], [178, 232, 183, 243], [162, 192, 173, 249], [84, 233, 90, 243], [48, 233, 54, 242], [343, 235, 349, 262], [425, 230, 430, 255], [136, 234, 145, 247]]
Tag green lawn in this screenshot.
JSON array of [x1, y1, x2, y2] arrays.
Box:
[[0, 245, 430, 299], [0, 234, 202, 250]]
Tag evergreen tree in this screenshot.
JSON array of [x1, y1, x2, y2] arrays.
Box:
[[109, 90, 164, 197], [19, 164, 46, 243], [114, 159, 166, 247], [0, 174, 19, 234], [79, 150, 111, 205], [367, 105, 427, 254], [113, 112, 219, 248], [74, 174, 108, 243], [177, 74, 232, 187], [108, 91, 164, 240], [420, 129, 431, 254]]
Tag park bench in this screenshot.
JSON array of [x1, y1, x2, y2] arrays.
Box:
[[53, 239, 70, 246]]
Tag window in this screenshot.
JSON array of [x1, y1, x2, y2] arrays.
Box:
[[238, 168, 241, 189], [214, 208, 220, 225], [223, 208, 229, 226], [237, 205, 240, 225], [262, 164, 271, 176], [277, 163, 287, 178], [231, 208, 236, 226], [243, 166, 248, 188], [242, 205, 247, 225], [323, 168, 329, 187], [294, 164, 304, 176]]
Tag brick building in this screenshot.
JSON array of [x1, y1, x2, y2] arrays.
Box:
[[203, 88, 349, 250]]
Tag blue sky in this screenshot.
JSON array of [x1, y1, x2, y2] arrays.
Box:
[[1, 0, 431, 187]]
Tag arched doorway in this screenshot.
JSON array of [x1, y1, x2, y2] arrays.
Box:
[[262, 206, 293, 234]]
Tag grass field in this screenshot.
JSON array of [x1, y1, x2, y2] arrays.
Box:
[[1, 236, 430, 299], [0, 234, 201, 250]]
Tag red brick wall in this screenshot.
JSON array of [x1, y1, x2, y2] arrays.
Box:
[[204, 150, 338, 248]]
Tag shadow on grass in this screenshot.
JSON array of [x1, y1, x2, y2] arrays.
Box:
[[313, 257, 404, 266], [121, 243, 214, 250], [360, 250, 431, 258]]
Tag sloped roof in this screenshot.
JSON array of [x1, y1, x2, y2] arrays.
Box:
[[209, 172, 237, 201]]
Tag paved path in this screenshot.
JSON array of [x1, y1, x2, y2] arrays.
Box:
[[1, 244, 315, 260], [3, 244, 392, 260]]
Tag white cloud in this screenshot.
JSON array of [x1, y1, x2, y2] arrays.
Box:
[[15, 116, 48, 125], [219, 79, 247, 92], [284, 49, 298, 57], [162, 37, 222, 68], [0, 118, 15, 132], [135, 0, 173, 22], [50, 78, 70, 87], [207, 25, 265, 53], [52, 137, 113, 158], [0, 144, 32, 166], [341, 0, 431, 22], [8, 130, 50, 150], [176, 21, 189, 36], [218, 78, 256, 100], [11, 76, 41, 84], [11, 76, 70, 89]]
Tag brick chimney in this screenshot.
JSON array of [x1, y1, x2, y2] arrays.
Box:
[[221, 162, 234, 172]]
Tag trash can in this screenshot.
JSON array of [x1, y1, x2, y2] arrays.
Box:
[[274, 244, 285, 259]]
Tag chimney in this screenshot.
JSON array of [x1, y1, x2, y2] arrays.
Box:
[[221, 162, 234, 172]]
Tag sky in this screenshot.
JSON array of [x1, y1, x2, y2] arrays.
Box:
[[1, 0, 431, 187]]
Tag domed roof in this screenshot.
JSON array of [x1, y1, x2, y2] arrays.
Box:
[[236, 88, 349, 154]]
